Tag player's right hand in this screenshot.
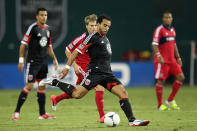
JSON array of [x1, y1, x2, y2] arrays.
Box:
[[59, 67, 69, 79], [157, 55, 164, 64], [73, 64, 83, 74], [18, 63, 24, 72]]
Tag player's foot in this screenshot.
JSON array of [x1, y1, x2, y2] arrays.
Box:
[[99, 115, 105, 123], [12, 112, 19, 120], [158, 104, 168, 111], [38, 113, 56, 119], [166, 100, 180, 110], [39, 78, 54, 86], [51, 95, 57, 111], [129, 120, 150, 126]]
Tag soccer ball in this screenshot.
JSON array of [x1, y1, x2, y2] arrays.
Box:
[[104, 112, 120, 127]]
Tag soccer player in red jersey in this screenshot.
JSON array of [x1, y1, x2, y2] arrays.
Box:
[[152, 11, 184, 110], [50, 14, 105, 123]]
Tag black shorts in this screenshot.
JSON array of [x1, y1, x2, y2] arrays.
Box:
[[25, 62, 48, 83], [80, 68, 122, 91]]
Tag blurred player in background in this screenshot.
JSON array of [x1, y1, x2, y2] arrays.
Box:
[[40, 14, 150, 126], [50, 14, 105, 123], [152, 11, 184, 111], [12, 8, 58, 120]]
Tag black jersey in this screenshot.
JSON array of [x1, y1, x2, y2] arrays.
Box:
[[21, 22, 52, 63], [76, 31, 112, 73]]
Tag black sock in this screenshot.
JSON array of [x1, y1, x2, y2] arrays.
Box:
[[15, 90, 28, 112], [37, 92, 46, 115], [120, 99, 136, 122], [52, 79, 75, 96]]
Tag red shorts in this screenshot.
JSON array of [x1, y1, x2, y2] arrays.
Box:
[[154, 61, 183, 80]]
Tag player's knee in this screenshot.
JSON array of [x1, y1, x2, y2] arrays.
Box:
[[95, 85, 104, 91], [25, 83, 34, 91], [176, 74, 185, 82], [157, 79, 165, 85], [119, 86, 128, 98]]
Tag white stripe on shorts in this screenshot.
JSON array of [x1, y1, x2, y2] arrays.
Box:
[[25, 63, 30, 83], [155, 63, 161, 79]]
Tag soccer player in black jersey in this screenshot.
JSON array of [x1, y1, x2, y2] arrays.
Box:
[[12, 8, 58, 120], [40, 15, 150, 126]]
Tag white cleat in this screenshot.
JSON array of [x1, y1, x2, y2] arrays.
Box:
[[39, 78, 54, 86], [129, 120, 150, 126]]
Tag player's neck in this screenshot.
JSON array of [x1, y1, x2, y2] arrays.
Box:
[[37, 21, 46, 29]]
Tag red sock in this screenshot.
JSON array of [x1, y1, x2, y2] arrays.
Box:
[[156, 83, 163, 108], [95, 91, 105, 118], [168, 80, 182, 101], [55, 93, 71, 104]]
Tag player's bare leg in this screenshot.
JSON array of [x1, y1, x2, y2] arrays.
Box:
[[12, 82, 34, 120], [111, 85, 150, 126], [166, 73, 184, 110], [95, 85, 105, 123]]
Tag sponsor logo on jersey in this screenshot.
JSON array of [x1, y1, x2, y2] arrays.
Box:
[[39, 36, 48, 47], [85, 79, 91, 85], [166, 37, 175, 41], [28, 75, 33, 81]]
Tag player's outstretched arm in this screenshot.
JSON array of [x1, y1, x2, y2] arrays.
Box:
[[60, 50, 79, 78], [174, 44, 182, 67], [65, 50, 82, 74], [47, 46, 59, 70], [18, 44, 26, 72], [153, 45, 164, 64]]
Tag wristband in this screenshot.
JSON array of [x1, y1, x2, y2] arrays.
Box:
[[19, 57, 24, 63], [65, 65, 70, 69], [177, 56, 181, 59]]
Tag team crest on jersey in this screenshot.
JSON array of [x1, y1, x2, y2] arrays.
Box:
[[85, 79, 91, 85], [40, 36, 48, 47], [28, 75, 33, 81]]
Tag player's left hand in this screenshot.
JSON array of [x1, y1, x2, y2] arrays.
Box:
[[59, 67, 69, 79], [53, 59, 59, 70], [177, 58, 182, 67]]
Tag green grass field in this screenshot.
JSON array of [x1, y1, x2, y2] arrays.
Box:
[[0, 86, 197, 131]]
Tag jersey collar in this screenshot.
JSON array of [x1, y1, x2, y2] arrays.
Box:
[[37, 22, 47, 29], [162, 23, 173, 30], [97, 31, 105, 37]]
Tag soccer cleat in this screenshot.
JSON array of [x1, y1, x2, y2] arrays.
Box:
[[129, 120, 150, 126], [38, 113, 56, 119], [158, 104, 168, 111], [39, 78, 54, 86], [51, 95, 57, 111], [166, 100, 180, 110], [99, 115, 105, 123], [12, 112, 19, 120]]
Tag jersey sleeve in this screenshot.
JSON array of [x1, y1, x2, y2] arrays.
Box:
[[66, 33, 87, 53], [152, 26, 163, 45], [21, 23, 36, 45], [75, 31, 97, 54]]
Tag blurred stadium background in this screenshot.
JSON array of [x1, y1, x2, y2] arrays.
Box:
[[0, 0, 197, 89]]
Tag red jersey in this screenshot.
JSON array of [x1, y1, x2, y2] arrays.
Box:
[[152, 24, 176, 63], [66, 32, 90, 68]]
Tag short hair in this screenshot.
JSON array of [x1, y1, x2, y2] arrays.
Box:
[[36, 8, 47, 15], [163, 11, 172, 16], [84, 14, 97, 25], [97, 14, 111, 24]]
